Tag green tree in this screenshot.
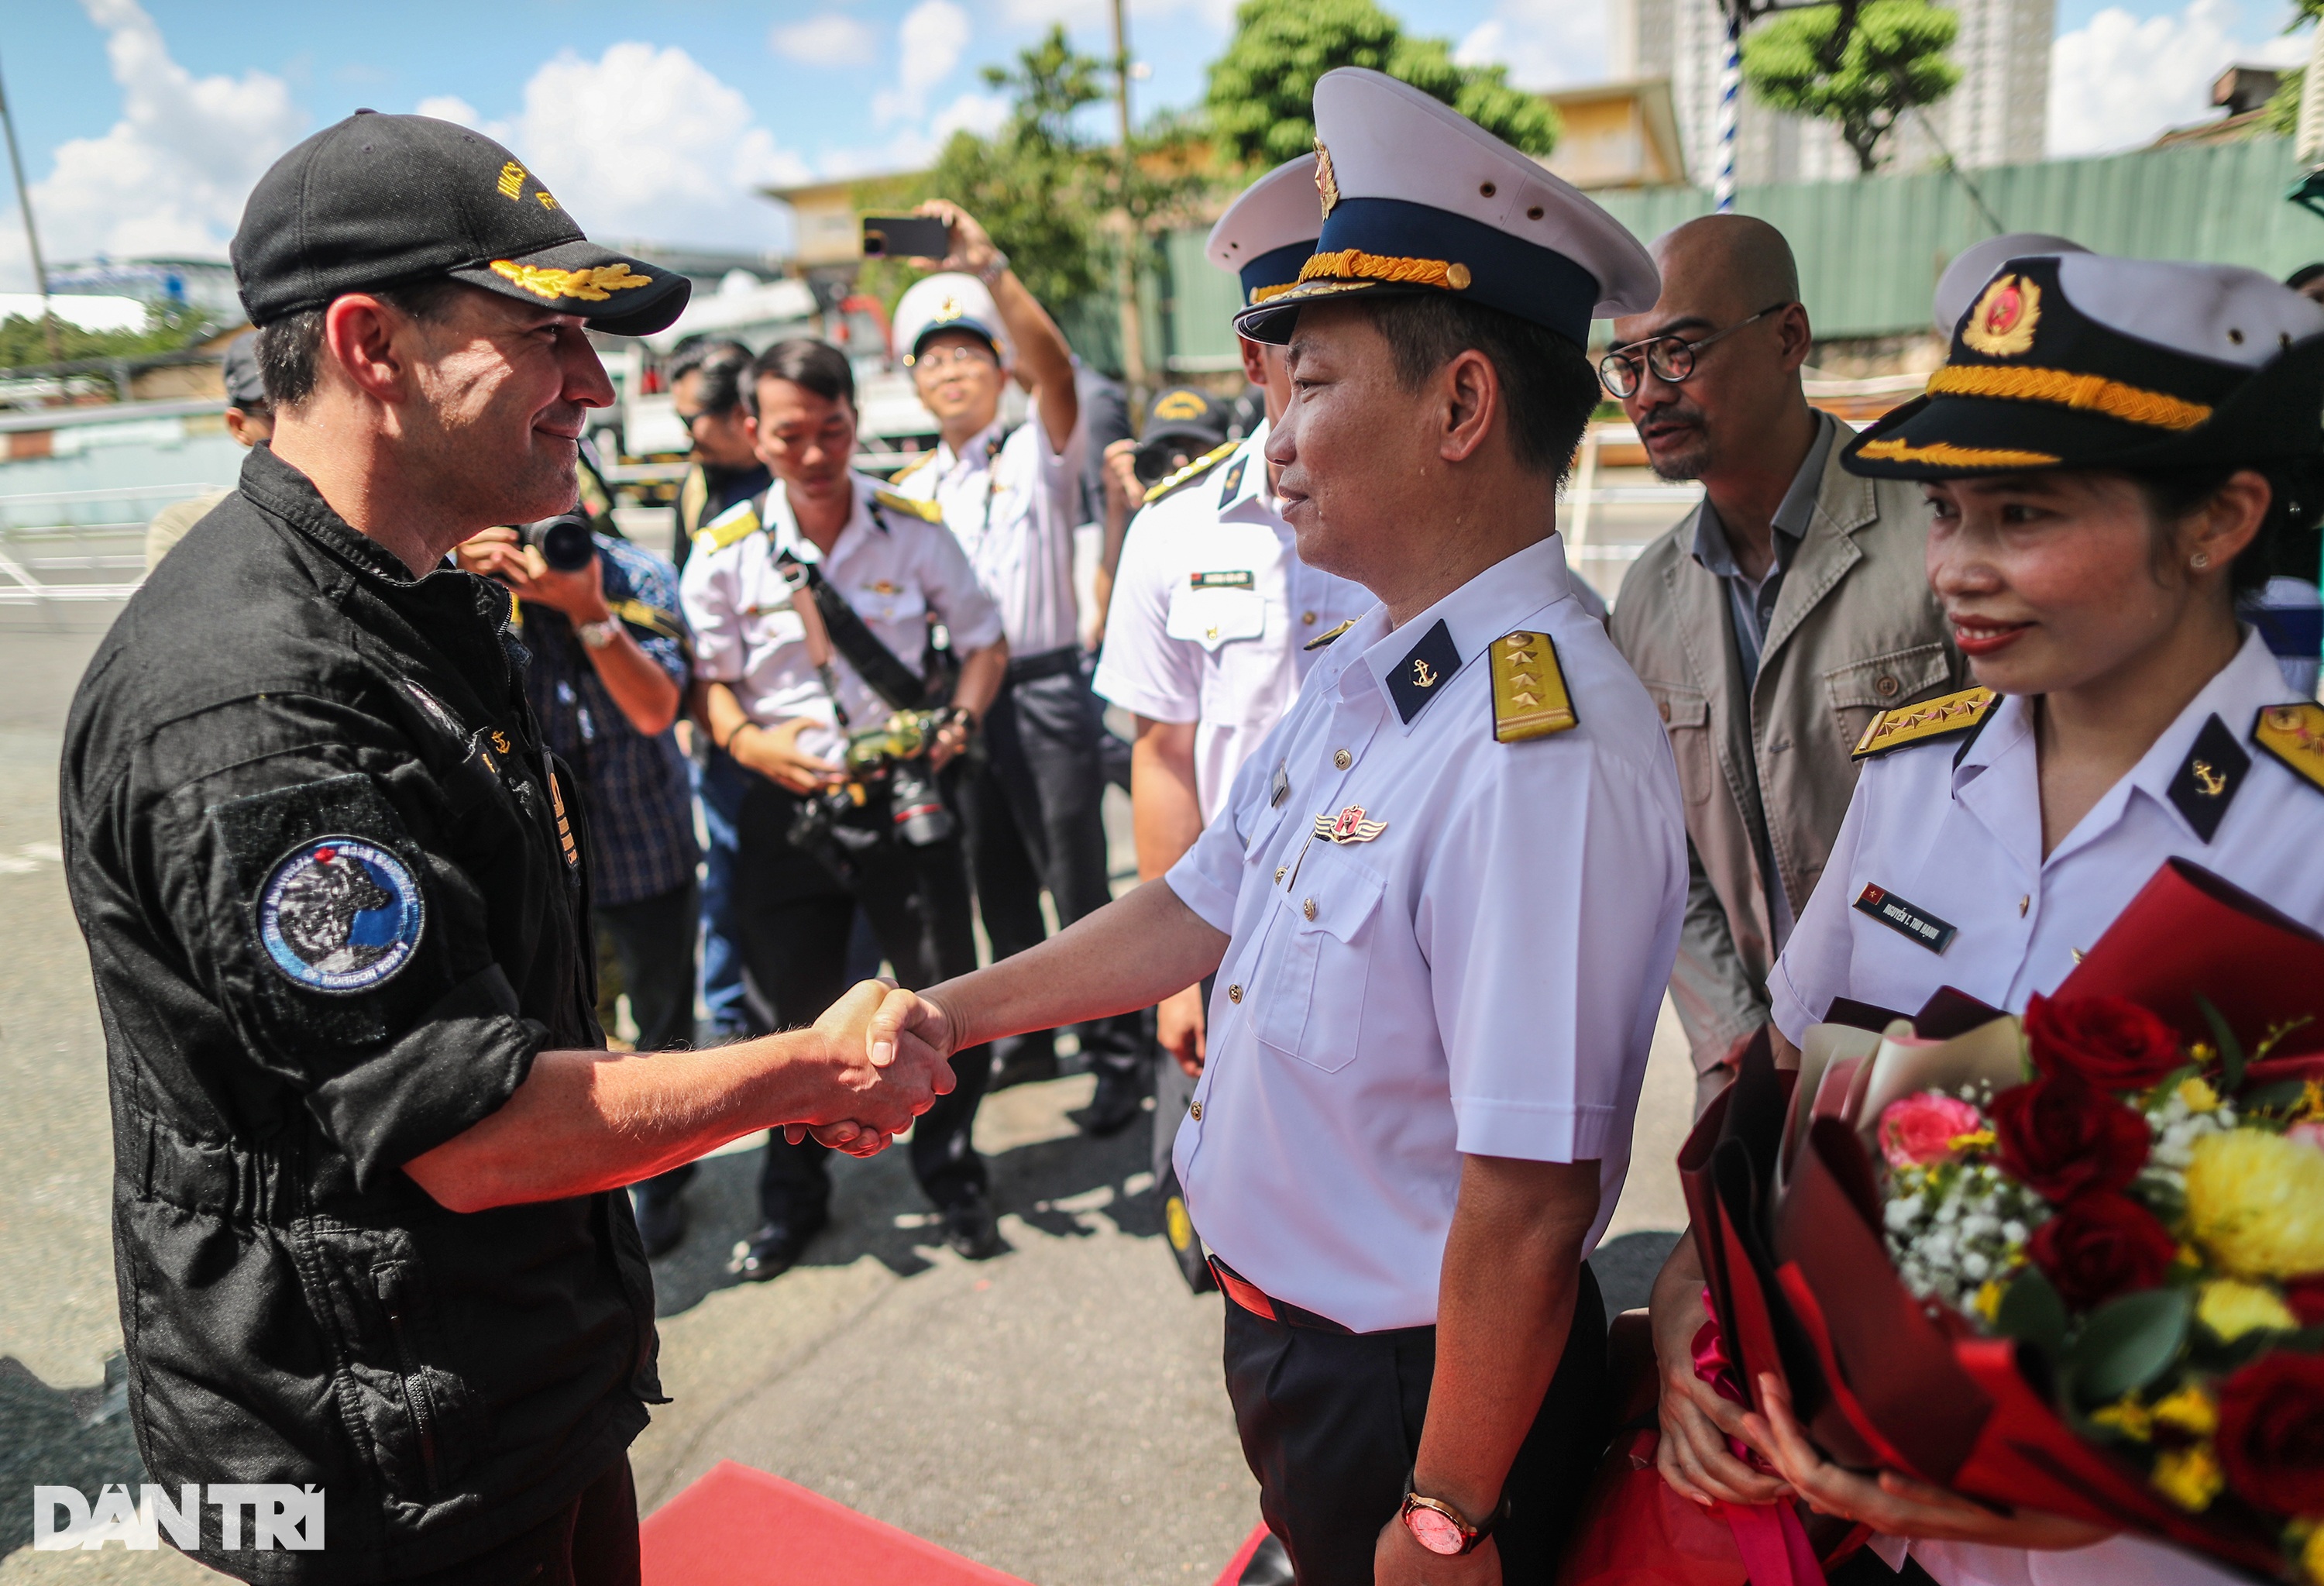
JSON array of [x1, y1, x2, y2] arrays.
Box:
[[2264, 67, 2304, 138], [0, 301, 215, 372], [1204, 0, 1559, 171], [1742, 0, 1962, 174]]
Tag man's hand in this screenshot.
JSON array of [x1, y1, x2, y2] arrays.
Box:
[[913, 199, 1000, 277], [1157, 982, 1206, 1076], [928, 714, 973, 772], [454, 529, 612, 624], [1374, 1515, 1498, 1586], [1647, 1227, 1788, 1507], [733, 717, 845, 793], [455, 525, 528, 582], [866, 983, 964, 1076], [1102, 439, 1146, 515], [779, 979, 956, 1155]]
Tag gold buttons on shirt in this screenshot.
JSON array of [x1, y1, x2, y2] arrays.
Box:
[[2019, 895, 2030, 917], [1302, 898, 1318, 921], [1274, 865, 1287, 884], [1333, 749, 1352, 770], [1302, 611, 1318, 625], [1190, 1101, 1203, 1121], [1228, 983, 1244, 1003]]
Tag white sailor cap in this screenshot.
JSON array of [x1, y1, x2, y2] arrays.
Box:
[[1233, 68, 1658, 349], [1207, 154, 1322, 308], [1850, 253, 2324, 479], [1932, 232, 2088, 335], [892, 272, 1011, 368]]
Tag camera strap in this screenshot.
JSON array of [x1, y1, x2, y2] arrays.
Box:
[[772, 546, 934, 717]]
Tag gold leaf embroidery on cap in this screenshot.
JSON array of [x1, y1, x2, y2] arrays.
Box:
[[489, 260, 655, 302], [1314, 138, 1339, 218], [1297, 249, 1473, 294], [1961, 274, 2040, 358], [1855, 436, 2061, 469], [1153, 390, 1207, 421], [497, 161, 526, 201], [1923, 363, 2212, 432]]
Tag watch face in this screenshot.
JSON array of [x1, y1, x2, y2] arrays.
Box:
[[1405, 1505, 1467, 1556]]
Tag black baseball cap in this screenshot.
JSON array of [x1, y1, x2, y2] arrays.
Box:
[[231, 112, 690, 336]]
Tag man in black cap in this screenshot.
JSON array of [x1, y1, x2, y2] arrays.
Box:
[[60, 112, 951, 1584], [144, 334, 273, 569]]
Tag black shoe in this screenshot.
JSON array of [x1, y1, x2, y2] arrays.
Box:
[[631, 1190, 689, 1259], [940, 1193, 1007, 1261], [1239, 1533, 1292, 1585], [988, 1036, 1060, 1091], [1080, 1067, 1147, 1137], [728, 1214, 826, 1282]]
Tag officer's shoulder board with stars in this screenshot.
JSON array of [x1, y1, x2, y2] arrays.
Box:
[[1851, 686, 1998, 761], [1144, 440, 1239, 505], [2255, 702, 2324, 800], [889, 451, 937, 486], [872, 486, 944, 524], [693, 497, 762, 555], [1490, 630, 1577, 743]]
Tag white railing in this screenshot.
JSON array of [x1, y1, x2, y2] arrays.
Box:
[[0, 481, 223, 604]]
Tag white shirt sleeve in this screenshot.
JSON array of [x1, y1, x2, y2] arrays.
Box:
[[916, 521, 1007, 655], [679, 543, 745, 686], [1767, 770, 1873, 1043], [1421, 741, 1684, 1162], [1092, 505, 1202, 723]]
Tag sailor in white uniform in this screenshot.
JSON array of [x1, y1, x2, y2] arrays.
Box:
[[859, 67, 1679, 1586], [1645, 253, 2324, 1586]]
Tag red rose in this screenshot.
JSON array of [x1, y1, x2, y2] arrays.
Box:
[[2284, 1276, 2324, 1327], [2216, 1352, 2324, 1517], [2026, 1192, 2178, 1309], [2024, 994, 2183, 1090], [1992, 1072, 2150, 1201]]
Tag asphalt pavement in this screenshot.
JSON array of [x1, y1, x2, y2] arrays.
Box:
[[0, 537, 1696, 1582]]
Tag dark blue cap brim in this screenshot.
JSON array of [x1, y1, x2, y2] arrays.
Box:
[[1238, 239, 1318, 304], [910, 317, 1002, 360]]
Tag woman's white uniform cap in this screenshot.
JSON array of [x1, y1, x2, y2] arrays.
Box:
[[1932, 232, 2088, 334], [1206, 153, 1323, 308], [892, 272, 1012, 369], [1232, 67, 1658, 348]]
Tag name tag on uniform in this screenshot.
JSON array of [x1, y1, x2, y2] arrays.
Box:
[[1269, 759, 1290, 808], [1190, 569, 1254, 590], [1854, 882, 1957, 953]]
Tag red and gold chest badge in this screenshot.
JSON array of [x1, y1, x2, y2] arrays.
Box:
[[1961, 273, 2041, 358], [1313, 803, 1387, 844]]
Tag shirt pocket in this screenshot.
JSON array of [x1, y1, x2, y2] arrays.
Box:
[[1167, 584, 1266, 652], [1824, 642, 1954, 752], [1246, 841, 1386, 1073], [747, 604, 807, 649], [1643, 682, 1714, 807]]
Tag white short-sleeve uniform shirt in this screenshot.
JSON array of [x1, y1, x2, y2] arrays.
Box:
[[1772, 628, 2324, 1586], [1164, 534, 1688, 1334], [1092, 421, 1375, 823], [677, 473, 1005, 761], [892, 413, 1088, 658]]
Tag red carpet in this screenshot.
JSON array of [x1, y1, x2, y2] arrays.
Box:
[[1213, 1522, 1270, 1586], [639, 1459, 1033, 1585]]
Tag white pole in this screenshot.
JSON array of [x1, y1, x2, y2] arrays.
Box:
[[1715, 5, 1742, 212]]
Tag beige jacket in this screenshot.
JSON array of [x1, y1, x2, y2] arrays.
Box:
[[1609, 430, 1964, 1108]]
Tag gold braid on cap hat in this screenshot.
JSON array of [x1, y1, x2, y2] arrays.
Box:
[[1924, 364, 2214, 432], [1298, 249, 1473, 294], [1856, 437, 2062, 469]]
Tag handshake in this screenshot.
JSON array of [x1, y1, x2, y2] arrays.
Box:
[[784, 978, 968, 1158]]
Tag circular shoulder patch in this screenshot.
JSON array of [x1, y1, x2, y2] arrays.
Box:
[[256, 836, 425, 994]]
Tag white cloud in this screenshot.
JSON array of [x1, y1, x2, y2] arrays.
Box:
[[999, 0, 1236, 30], [2049, 0, 2309, 156], [772, 14, 880, 68], [422, 44, 810, 249], [931, 90, 1009, 141], [0, 0, 306, 289], [1453, 0, 1608, 90], [873, 0, 973, 124]]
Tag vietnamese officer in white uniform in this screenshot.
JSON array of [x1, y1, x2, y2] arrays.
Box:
[[858, 68, 1681, 1586], [1643, 254, 2324, 1586]]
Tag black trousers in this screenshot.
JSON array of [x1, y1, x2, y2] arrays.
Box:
[[599, 882, 703, 1209], [397, 1456, 638, 1584], [732, 772, 993, 1220], [960, 653, 1144, 1076], [1222, 1264, 1608, 1586]]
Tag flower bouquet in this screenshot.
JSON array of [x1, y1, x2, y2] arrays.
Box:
[[1746, 859, 2324, 1581]]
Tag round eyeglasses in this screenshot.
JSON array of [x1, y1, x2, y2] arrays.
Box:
[[1599, 304, 1791, 399]]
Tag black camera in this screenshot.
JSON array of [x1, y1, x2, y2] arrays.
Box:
[[882, 760, 954, 847], [517, 511, 597, 573]]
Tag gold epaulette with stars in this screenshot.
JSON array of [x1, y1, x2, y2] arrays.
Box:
[[693, 499, 761, 554], [1851, 686, 1997, 759], [1303, 617, 1356, 651], [1144, 440, 1239, 504], [873, 487, 945, 524], [1489, 630, 1577, 742], [2255, 703, 2324, 796]]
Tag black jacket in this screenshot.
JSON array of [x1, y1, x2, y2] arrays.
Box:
[[62, 446, 660, 1582]]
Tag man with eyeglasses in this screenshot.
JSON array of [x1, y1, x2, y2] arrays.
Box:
[[1603, 213, 1964, 1113], [667, 339, 769, 575]]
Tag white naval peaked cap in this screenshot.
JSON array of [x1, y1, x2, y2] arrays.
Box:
[[892, 271, 1012, 369], [1233, 67, 1659, 347], [2050, 254, 2324, 370], [1933, 233, 2088, 334], [1206, 154, 1322, 306]]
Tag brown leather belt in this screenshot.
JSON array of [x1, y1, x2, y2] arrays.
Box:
[[1208, 1257, 1353, 1333]]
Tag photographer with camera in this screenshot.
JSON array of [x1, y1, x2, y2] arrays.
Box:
[[456, 501, 704, 1256], [681, 338, 1010, 1275]]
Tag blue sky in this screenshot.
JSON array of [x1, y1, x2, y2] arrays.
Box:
[[0, 0, 2309, 292]]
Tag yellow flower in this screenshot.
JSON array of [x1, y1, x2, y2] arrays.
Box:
[[2150, 1383, 2219, 1438], [1972, 1279, 2006, 1324], [2185, 1130, 2324, 1278], [2197, 1278, 2299, 1341], [2091, 1395, 2154, 1441], [2177, 1076, 2222, 1113], [2303, 1523, 2324, 1586], [2151, 1443, 2224, 1512]]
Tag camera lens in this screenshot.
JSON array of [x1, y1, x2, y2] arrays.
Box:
[[886, 765, 955, 848], [529, 513, 596, 573]]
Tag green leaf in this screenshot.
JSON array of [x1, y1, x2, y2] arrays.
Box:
[[2198, 995, 2244, 1092], [2065, 1288, 2192, 1409], [1993, 1268, 2068, 1361], [2236, 1078, 2311, 1115]]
